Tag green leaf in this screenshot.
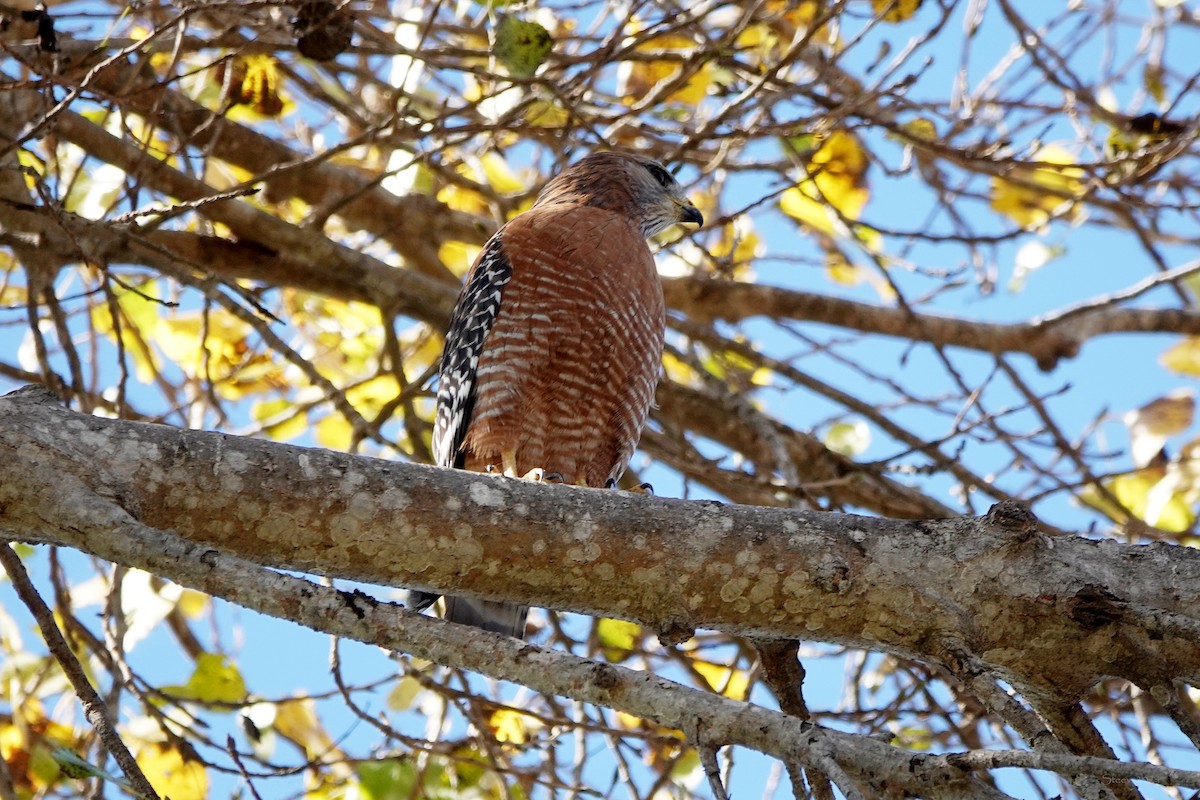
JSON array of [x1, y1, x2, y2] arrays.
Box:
[[825, 420, 870, 457], [357, 758, 418, 800], [51, 747, 137, 792], [164, 653, 248, 704], [494, 16, 552, 77]]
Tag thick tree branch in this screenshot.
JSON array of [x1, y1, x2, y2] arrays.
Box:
[[0, 485, 1010, 798], [1, 386, 1198, 705], [7, 400, 1200, 796]]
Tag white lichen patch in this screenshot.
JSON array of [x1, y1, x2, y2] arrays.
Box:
[[705, 561, 732, 578], [297, 453, 321, 479], [217, 469, 244, 494], [566, 542, 601, 563], [222, 449, 251, 473], [720, 576, 750, 602], [235, 499, 264, 522], [330, 514, 362, 537], [631, 567, 656, 585], [781, 571, 810, 600], [571, 513, 597, 539], [339, 470, 366, 494], [78, 428, 108, 453], [734, 548, 761, 567], [747, 571, 778, 603], [444, 494, 462, 511], [379, 487, 412, 511], [446, 527, 484, 564], [347, 491, 379, 521], [468, 480, 507, 508]]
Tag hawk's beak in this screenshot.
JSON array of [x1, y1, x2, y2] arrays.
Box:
[[678, 201, 704, 227]]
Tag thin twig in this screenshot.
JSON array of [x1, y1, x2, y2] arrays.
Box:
[[0, 544, 160, 800], [697, 744, 730, 800]]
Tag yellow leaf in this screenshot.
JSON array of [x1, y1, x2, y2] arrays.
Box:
[[315, 412, 355, 451], [710, 216, 763, 275], [176, 589, 209, 619], [0, 701, 78, 792], [251, 398, 309, 442], [990, 145, 1085, 230], [156, 311, 247, 375], [488, 708, 544, 745], [692, 660, 750, 700], [1161, 337, 1200, 377], [662, 351, 701, 387], [780, 186, 836, 237], [780, 130, 870, 234], [136, 742, 207, 800], [221, 55, 293, 119], [873, 0, 923, 22], [738, 1, 836, 64], [164, 652, 247, 704], [618, 26, 713, 106], [479, 151, 525, 195], [825, 252, 861, 285], [439, 240, 483, 278], [596, 618, 641, 662], [1077, 469, 1195, 533], [345, 374, 401, 415], [386, 677, 424, 711], [287, 293, 384, 379], [888, 118, 937, 154], [156, 310, 282, 399], [90, 280, 164, 383], [437, 182, 490, 216], [1144, 64, 1166, 106], [274, 698, 335, 759]]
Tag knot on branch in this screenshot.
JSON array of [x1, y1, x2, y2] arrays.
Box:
[[6, 383, 65, 406], [655, 619, 695, 647], [1064, 584, 1129, 629], [984, 500, 1040, 536]]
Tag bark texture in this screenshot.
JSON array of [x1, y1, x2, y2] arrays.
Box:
[[2, 385, 1197, 704]]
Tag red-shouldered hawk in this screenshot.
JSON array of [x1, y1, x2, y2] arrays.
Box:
[[413, 151, 702, 638]]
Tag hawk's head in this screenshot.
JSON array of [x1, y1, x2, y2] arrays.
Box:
[[535, 152, 703, 238]]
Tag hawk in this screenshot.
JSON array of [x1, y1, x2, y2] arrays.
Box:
[[415, 151, 702, 638]]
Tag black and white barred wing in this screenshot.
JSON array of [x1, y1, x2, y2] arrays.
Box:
[[433, 233, 513, 469]]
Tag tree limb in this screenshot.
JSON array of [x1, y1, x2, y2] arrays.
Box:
[[1, 385, 1197, 704]]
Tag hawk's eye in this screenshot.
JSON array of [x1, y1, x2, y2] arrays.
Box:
[[645, 163, 673, 187]]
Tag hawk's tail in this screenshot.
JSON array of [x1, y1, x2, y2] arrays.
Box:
[[442, 596, 529, 639]]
